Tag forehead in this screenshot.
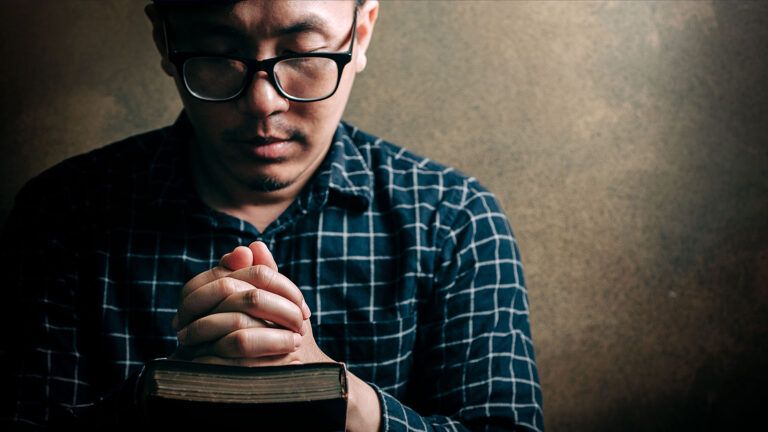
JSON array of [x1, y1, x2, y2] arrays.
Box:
[[163, 0, 354, 40]]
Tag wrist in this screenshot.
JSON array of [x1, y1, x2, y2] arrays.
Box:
[[345, 371, 381, 432]]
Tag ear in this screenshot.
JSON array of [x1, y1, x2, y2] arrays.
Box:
[[145, 3, 176, 77], [353, 0, 380, 73]]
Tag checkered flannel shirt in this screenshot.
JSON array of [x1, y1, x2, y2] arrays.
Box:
[[1, 111, 543, 430]]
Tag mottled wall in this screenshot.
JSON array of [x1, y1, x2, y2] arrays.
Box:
[[1, 1, 767, 430]]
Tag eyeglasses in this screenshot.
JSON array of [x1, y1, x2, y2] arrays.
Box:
[[164, 11, 356, 103]]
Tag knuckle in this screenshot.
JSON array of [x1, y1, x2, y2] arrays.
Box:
[[247, 265, 261, 281], [185, 321, 200, 342], [243, 288, 261, 308], [232, 313, 252, 330], [252, 265, 274, 286], [283, 332, 295, 350], [212, 266, 230, 279], [232, 330, 254, 356], [181, 281, 196, 299], [215, 277, 237, 297]]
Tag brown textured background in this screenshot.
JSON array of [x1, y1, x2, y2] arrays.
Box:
[[1, 1, 767, 430]]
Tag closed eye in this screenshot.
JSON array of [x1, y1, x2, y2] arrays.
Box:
[[282, 47, 328, 56]]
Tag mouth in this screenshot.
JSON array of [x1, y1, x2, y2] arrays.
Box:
[[232, 135, 296, 161]]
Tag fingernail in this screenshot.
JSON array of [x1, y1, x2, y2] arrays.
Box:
[[171, 315, 179, 330], [301, 300, 311, 319], [177, 328, 187, 345], [293, 333, 302, 349]]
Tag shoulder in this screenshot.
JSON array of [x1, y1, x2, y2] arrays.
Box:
[[11, 124, 174, 221], [345, 122, 501, 219], [30, 125, 171, 187]]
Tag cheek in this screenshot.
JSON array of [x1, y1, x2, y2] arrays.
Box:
[[282, 98, 342, 140], [173, 75, 234, 131], [304, 69, 356, 126], [294, 101, 345, 148], [182, 99, 238, 137]]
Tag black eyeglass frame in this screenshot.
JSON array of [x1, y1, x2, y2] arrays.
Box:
[[164, 10, 357, 103]]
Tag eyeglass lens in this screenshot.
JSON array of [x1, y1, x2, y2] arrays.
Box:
[[183, 56, 339, 101]]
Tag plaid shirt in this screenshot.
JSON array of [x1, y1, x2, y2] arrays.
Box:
[[1, 112, 543, 431]]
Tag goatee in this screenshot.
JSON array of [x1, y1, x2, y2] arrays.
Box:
[[248, 175, 292, 192]]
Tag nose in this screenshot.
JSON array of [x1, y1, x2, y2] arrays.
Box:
[[237, 70, 290, 118]]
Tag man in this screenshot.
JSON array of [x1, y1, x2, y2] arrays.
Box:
[[0, 0, 544, 430]]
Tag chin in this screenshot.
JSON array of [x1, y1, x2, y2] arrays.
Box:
[[245, 175, 293, 192]]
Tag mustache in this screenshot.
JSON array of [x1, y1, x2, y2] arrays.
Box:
[[221, 119, 306, 143]]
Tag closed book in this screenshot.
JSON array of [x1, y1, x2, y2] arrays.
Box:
[[136, 358, 348, 430]]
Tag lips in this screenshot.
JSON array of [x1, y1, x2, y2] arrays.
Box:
[[243, 135, 291, 145], [234, 136, 295, 160]]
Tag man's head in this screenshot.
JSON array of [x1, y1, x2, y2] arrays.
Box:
[[146, 0, 379, 195]]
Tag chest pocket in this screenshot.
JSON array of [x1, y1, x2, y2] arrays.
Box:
[[314, 315, 417, 393]]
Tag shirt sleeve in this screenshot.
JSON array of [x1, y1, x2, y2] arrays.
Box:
[[0, 179, 142, 429], [370, 179, 544, 431]]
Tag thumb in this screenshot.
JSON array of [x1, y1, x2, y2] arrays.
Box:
[[249, 241, 278, 271], [249, 241, 309, 319], [219, 246, 253, 271]]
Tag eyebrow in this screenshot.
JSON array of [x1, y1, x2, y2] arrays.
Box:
[[275, 15, 331, 38], [184, 14, 333, 41]]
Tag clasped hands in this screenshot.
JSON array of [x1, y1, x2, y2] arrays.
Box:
[[169, 241, 382, 430], [170, 241, 333, 366]]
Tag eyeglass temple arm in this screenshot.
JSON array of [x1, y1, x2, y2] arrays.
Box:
[[161, 16, 171, 58]]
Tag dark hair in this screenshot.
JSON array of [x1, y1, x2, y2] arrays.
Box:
[[155, 0, 365, 7], [156, 0, 365, 18]]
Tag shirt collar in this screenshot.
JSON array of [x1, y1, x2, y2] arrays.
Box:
[[312, 121, 374, 211], [148, 111, 373, 213]]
